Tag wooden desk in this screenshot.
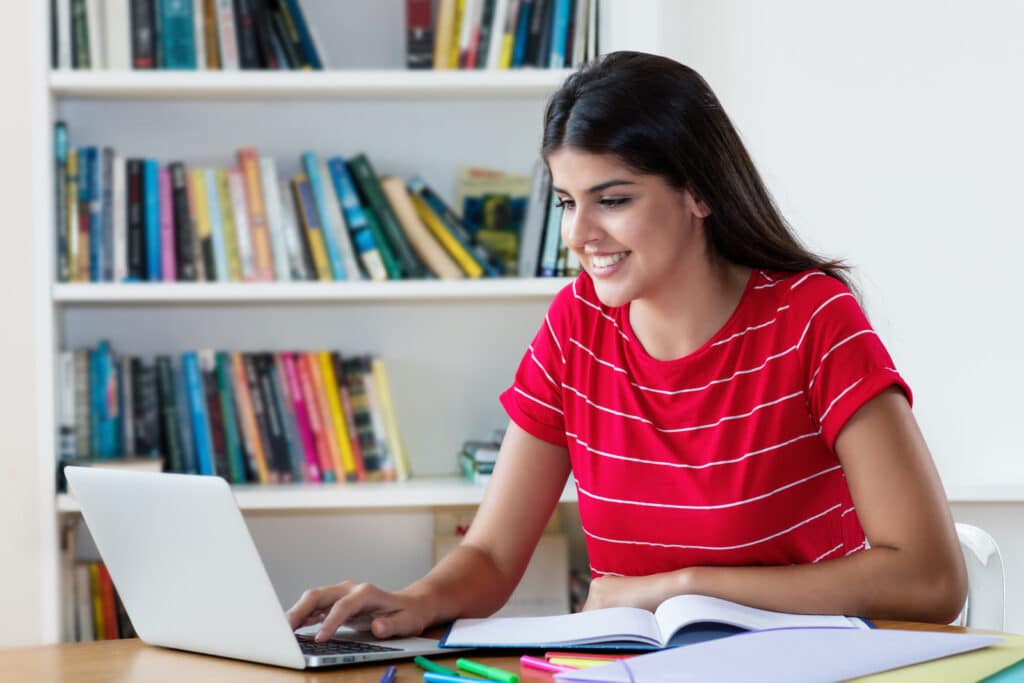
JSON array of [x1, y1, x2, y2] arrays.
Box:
[[0, 621, 984, 683]]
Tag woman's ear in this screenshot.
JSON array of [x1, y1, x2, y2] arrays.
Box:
[[685, 190, 712, 219]]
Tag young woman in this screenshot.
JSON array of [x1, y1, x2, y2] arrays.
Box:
[[287, 51, 966, 642]]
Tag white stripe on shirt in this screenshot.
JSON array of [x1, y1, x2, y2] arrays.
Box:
[[582, 503, 842, 551], [575, 465, 841, 510], [565, 428, 822, 470]]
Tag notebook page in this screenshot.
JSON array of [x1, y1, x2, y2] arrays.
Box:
[[654, 594, 864, 644], [444, 607, 661, 647]]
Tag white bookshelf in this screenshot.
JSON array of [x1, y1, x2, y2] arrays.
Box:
[[53, 278, 571, 304], [49, 69, 576, 99], [33, 0, 684, 645], [57, 477, 579, 513]]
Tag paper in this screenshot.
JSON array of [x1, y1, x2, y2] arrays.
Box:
[[553, 628, 1002, 683], [851, 634, 1024, 683]]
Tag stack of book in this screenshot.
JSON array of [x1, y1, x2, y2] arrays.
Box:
[[54, 123, 540, 283], [458, 437, 500, 486], [407, 0, 600, 70], [57, 342, 410, 486], [52, 0, 325, 71], [70, 561, 135, 642]]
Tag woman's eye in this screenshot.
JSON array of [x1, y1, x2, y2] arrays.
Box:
[[600, 197, 630, 208], [554, 198, 575, 210]]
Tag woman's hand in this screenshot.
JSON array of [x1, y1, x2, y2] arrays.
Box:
[[286, 580, 435, 641], [583, 570, 692, 612]]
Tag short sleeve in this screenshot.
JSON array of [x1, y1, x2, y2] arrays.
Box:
[[498, 282, 575, 447], [795, 275, 913, 452]]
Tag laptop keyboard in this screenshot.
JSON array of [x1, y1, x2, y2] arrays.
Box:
[[295, 633, 403, 655]]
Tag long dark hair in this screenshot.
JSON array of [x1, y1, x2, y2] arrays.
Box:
[[542, 51, 855, 293]]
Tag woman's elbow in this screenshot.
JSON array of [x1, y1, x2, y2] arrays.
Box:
[[918, 552, 968, 624]]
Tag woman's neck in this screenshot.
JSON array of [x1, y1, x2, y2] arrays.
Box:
[[629, 259, 753, 361]]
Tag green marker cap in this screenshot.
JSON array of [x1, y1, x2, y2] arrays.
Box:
[[457, 657, 519, 683]]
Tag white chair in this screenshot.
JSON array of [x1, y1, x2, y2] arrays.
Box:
[[953, 523, 1005, 630]]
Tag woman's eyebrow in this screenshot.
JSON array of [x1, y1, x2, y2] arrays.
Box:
[[551, 179, 638, 195]]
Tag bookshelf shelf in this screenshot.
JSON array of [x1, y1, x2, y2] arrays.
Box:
[[48, 69, 576, 100], [52, 278, 573, 304], [57, 476, 579, 513]]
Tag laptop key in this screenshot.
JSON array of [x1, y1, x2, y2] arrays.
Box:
[[295, 634, 402, 654]]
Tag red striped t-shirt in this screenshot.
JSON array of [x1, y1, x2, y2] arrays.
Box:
[[500, 269, 911, 578]]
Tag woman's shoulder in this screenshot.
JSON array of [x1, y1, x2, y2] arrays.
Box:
[[756, 269, 854, 310]]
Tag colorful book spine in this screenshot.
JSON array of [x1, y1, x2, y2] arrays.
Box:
[[292, 175, 331, 280], [222, 168, 249, 281], [231, 352, 270, 484], [347, 154, 429, 279], [202, 168, 229, 282], [258, 354, 301, 481], [281, 353, 322, 482], [272, 353, 317, 482], [169, 162, 197, 281], [143, 159, 161, 281], [97, 563, 118, 640], [224, 168, 252, 280], [549, 0, 571, 67], [185, 169, 213, 279], [66, 150, 80, 282], [326, 157, 390, 281], [238, 148, 275, 280], [55, 122, 69, 282], [100, 149, 115, 282], [259, 157, 291, 281], [158, 167, 176, 281], [112, 155, 128, 282], [305, 352, 347, 481], [372, 358, 411, 480], [172, 356, 198, 473], [410, 177, 504, 276], [215, 351, 247, 483], [317, 156, 363, 280], [409, 191, 484, 278], [538, 193, 563, 276], [360, 356, 396, 480], [317, 351, 358, 481], [278, 179, 310, 280], [280, 0, 322, 69], [301, 152, 347, 280], [331, 353, 367, 482], [81, 147, 100, 281], [295, 353, 335, 482], [155, 356, 185, 473], [160, 0, 197, 68], [89, 563, 104, 640], [243, 354, 280, 482], [214, 0, 239, 69], [182, 351, 215, 475]]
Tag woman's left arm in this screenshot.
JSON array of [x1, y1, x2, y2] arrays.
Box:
[[584, 387, 968, 624]]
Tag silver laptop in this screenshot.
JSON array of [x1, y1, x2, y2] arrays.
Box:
[[65, 466, 453, 669]]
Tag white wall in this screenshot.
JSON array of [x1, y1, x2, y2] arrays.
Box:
[[623, 0, 1024, 632], [0, 1, 43, 647]]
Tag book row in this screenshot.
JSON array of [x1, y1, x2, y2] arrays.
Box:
[[55, 124, 581, 283], [57, 344, 411, 487], [52, 0, 326, 71], [68, 561, 135, 643], [407, 0, 599, 71]]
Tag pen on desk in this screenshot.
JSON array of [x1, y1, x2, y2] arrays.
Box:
[[548, 658, 611, 669], [414, 655, 463, 677], [544, 652, 631, 662], [379, 664, 396, 683], [457, 657, 520, 683], [520, 655, 575, 674], [424, 673, 474, 683]]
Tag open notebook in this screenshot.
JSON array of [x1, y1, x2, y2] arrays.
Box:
[[441, 594, 869, 650]]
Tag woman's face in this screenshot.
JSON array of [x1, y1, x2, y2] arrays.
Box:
[[548, 147, 710, 308]]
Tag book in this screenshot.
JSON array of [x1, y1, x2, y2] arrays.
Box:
[[440, 594, 869, 650], [380, 176, 463, 279], [348, 154, 428, 279], [553, 630, 1003, 683]]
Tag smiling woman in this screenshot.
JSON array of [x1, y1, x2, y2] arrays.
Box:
[[285, 52, 967, 642]]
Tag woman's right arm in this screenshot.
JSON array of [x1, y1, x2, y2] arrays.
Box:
[[285, 420, 572, 641]]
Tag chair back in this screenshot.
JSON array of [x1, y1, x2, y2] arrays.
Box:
[[953, 522, 1005, 630]]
